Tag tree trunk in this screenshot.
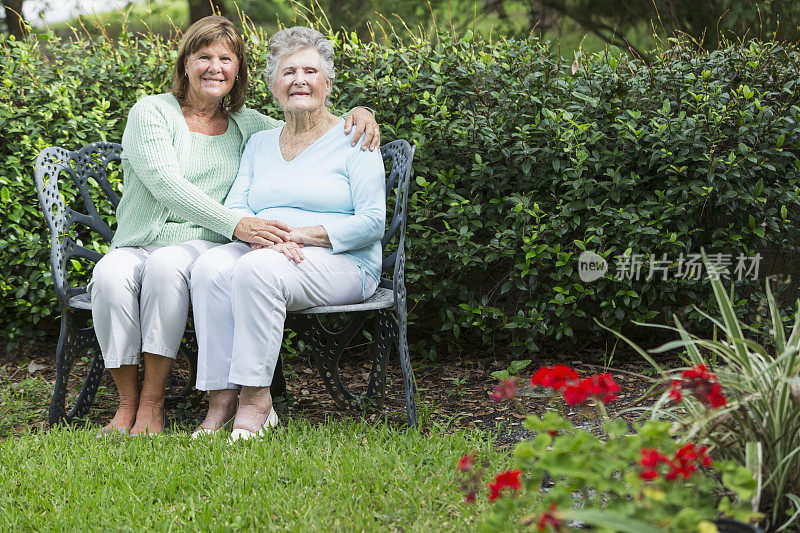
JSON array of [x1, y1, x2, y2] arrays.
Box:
[[2, 0, 25, 39], [188, 0, 227, 24]]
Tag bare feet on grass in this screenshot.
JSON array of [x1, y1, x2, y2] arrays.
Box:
[[130, 400, 165, 436], [105, 365, 139, 433], [103, 401, 138, 433]]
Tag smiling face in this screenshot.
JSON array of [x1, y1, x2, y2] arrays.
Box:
[[272, 47, 331, 113], [184, 40, 240, 106]]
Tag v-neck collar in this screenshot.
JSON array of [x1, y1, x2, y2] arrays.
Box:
[[277, 117, 343, 164], [166, 92, 238, 136]]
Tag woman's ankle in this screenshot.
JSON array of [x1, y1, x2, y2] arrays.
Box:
[[107, 404, 137, 429], [201, 390, 238, 428], [237, 386, 272, 411]]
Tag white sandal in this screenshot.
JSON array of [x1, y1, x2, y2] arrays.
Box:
[[228, 407, 279, 443], [191, 416, 235, 439]]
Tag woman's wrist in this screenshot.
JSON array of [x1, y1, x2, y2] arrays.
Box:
[[289, 226, 331, 247], [289, 228, 304, 244]]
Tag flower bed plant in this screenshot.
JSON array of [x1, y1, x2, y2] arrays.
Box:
[[460, 365, 760, 531], [607, 255, 800, 531]]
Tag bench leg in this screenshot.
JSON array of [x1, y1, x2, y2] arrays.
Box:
[[271, 355, 287, 399], [49, 310, 105, 426], [364, 309, 391, 407], [292, 312, 392, 410], [393, 312, 418, 428]]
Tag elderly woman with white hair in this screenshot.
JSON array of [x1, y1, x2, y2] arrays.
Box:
[[189, 26, 385, 440]]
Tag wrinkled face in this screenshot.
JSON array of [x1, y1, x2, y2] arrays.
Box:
[[272, 47, 331, 112], [184, 41, 239, 104]]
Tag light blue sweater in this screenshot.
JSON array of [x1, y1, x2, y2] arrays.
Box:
[[225, 118, 386, 288]]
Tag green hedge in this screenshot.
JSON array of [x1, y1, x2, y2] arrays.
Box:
[[1, 28, 799, 356]]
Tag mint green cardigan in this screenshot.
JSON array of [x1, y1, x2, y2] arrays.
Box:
[[111, 93, 281, 248]]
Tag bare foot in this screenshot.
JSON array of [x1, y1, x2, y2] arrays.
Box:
[[232, 386, 273, 433], [130, 402, 164, 435], [195, 389, 238, 432], [105, 365, 139, 434], [103, 403, 137, 433]]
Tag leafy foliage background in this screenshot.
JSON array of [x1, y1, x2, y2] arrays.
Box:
[[1, 28, 799, 357]]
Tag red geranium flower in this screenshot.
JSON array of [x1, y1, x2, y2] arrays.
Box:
[[562, 373, 621, 406], [530, 365, 579, 391], [491, 378, 519, 402], [669, 365, 727, 408], [584, 373, 621, 403], [638, 447, 670, 480], [639, 443, 712, 481], [707, 383, 727, 408], [457, 453, 476, 472], [683, 365, 714, 380], [537, 503, 562, 532], [562, 380, 590, 405], [487, 470, 522, 502], [668, 379, 683, 402], [640, 468, 659, 480], [639, 448, 670, 468]]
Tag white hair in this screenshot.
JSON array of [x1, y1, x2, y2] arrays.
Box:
[[263, 26, 336, 86]]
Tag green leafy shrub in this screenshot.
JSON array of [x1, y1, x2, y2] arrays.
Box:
[[1, 25, 799, 354]]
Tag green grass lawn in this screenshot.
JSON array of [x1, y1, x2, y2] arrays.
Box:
[[0, 375, 509, 531]]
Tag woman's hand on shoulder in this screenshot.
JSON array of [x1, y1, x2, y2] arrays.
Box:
[[233, 217, 291, 246], [344, 108, 380, 152]]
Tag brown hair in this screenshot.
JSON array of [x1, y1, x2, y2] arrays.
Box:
[[171, 16, 248, 113]]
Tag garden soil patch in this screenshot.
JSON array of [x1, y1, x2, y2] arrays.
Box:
[[1, 339, 672, 445]]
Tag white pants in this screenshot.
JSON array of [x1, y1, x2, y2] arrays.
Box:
[[191, 242, 377, 390], [88, 240, 221, 368]]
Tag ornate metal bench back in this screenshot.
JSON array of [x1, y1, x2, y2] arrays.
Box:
[[34, 140, 413, 305], [378, 140, 415, 293], [34, 142, 122, 307]]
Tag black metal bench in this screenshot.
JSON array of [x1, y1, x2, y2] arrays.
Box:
[[34, 140, 418, 428]]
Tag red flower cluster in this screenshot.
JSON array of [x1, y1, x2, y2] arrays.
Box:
[[562, 373, 621, 405], [457, 453, 476, 472], [668, 364, 727, 408], [537, 503, 562, 532], [530, 365, 620, 406], [456, 453, 480, 503], [530, 365, 578, 390], [491, 378, 519, 402], [639, 443, 712, 481], [488, 470, 522, 502]]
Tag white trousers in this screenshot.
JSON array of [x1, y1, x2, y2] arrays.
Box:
[[88, 240, 221, 368], [191, 242, 377, 390]]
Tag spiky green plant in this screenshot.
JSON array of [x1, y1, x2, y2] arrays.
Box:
[[608, 253, 800, 531]]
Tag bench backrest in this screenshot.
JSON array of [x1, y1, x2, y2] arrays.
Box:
[[378, 139, 415, 290], [34, 139, 415, 306], [34, 142, 122, 307]]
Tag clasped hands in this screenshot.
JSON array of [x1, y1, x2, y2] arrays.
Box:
[[233, 217, 304, 263]]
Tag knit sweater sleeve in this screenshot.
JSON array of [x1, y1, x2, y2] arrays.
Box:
[[121, 98, 243, 239]]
